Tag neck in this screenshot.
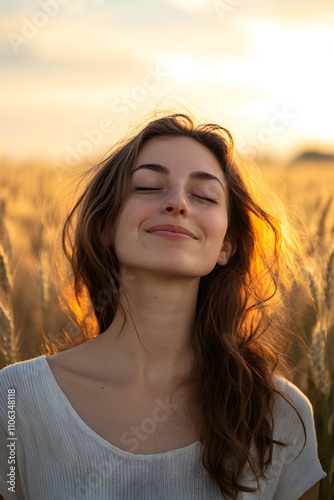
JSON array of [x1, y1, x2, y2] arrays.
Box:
[[101, 270, 200, 391]]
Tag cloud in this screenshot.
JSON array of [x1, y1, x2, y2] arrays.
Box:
[[1, 0, 333, 159], [237, 0, 334, 26], [166, 0, 210, 13]]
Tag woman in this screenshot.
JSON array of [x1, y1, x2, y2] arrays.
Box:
[[0, 113, 325, 499]]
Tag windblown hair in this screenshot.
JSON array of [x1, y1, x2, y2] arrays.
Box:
[[61, 113, 305, 498]]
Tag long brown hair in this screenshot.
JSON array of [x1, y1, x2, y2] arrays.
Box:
[[61, 113, 306, 498]]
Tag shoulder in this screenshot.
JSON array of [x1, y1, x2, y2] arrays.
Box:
[[0, 340, 89, 384], [273, 376, 313, 412], [0, 357, 49, 430], [271, 376, 317, 460], [266, 377, 326, 496], [0, 356, 47, 393], [0, 355, 47, 377], [273, 376, 313, 422]]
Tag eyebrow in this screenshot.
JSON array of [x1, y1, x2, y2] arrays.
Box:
[[131, 163, 225, 192]]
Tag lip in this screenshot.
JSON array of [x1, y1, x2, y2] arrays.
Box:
[[147, 224, 197, 239]]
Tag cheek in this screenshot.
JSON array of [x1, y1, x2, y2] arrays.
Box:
[[201, 213, 228, 241], [122, 199, 149, 221], [113, 201, 145, 245]]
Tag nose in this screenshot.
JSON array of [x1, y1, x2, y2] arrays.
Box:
[[161, 186, 189, 216]]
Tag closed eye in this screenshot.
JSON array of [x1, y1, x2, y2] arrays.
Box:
[[135, 188, 217, 203], [194, 195, 218, 204]]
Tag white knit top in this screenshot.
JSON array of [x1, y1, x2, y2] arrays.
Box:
[[0, 356, 326, 499]]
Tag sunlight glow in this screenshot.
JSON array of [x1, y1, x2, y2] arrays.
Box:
[[162, 54, 200, 81], [2, 3, 333, 159], [168, 0, 209, 12]]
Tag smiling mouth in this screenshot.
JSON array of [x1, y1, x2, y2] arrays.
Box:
[[147, 225, 197, 239]]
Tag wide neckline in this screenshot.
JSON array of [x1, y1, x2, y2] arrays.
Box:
[[39, 355, 201, 459]]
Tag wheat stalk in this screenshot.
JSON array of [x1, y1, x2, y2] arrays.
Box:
[[0, 198, 11, 252], [328, 410, 334, 436], [324, 250, 334, 313], [330, 453, 334, 482], [310, 322, 331, 395], [39, 251, 50, 311], [0, 303, 17, 365], [317, 196, 332, 241], [308, 268, 321, 311], [0, 244, 11, 295]]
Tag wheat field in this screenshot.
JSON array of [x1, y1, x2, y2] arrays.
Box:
[[0, 159, 333, 498]]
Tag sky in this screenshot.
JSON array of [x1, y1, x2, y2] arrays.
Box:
[[1, 0, 334, 166]]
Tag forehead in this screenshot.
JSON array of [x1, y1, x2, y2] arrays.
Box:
[[133, 136, 224, 179]]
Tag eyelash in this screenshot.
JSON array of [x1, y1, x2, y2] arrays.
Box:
[[195, 195, 218, 204], [134, 187, 218, 204]]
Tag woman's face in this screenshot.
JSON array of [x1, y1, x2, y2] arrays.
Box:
[[113, 135, 232, 280]]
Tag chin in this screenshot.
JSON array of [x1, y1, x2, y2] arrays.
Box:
[[145, 263, 209, 280], [119, 256, 215, 279]]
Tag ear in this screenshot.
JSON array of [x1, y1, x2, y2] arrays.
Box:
[[216, 239, 235, 266]]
